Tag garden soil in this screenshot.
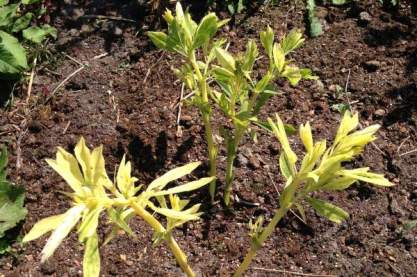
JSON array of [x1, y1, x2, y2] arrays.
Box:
[[1, 0, 416, 276]]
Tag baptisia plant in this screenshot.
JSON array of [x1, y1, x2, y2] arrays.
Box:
[[23, 137, 214, 277], [234, 111, 393, 276], [148, 2, 315, 205], [148, 2, 228, 201], [212, 27, 316, 205]]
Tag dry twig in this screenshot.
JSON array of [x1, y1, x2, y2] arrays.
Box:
[[252, 267, 337, 277], [26, 57, 38, 105]]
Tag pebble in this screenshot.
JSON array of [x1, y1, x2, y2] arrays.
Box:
[[72, 8, 85, 20], [359, 11, 372, 24], [81, 24, 93, 34], [374, 109, 386, 117], [114, 26, 123, 36]]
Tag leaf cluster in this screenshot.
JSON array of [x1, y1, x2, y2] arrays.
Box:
[[268, 111, 393, 224], [0, 0, 57, 79], [23, 137, 213, 277]]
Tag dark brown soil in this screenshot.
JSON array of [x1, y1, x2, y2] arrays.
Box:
[[1, 0, 417, 276]]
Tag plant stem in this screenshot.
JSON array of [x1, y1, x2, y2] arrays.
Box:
[[223, 127, 245, 206], [233, 205, 291, 277], [189, 52, 218, 202], [129, 201, 195, 277]]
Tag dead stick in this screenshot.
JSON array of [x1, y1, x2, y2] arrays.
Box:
[[252, 267, 337, 277], [176, 83, 185, 137], [399, 148, 417, 157], [45, 65, 85, 103], [80, 15, 136, 23], [26, 57, 37, 105]]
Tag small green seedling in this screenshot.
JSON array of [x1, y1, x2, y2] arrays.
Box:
[[23, 137, 214, 277], [234, 111, 393, 276], [148, 2, 228, 201], [211, 26, 316, 205]]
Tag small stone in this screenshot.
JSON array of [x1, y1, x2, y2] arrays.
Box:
[[72, 8, 85, 20], [114, 27, 123, 36], [315, 7, 328, 19], [56, 36, 72, 46], [363, 60, 381, 72], [69, 28, 79, 37], [359, 11, 372, 24], [80, 24, 93, 34], [374, 109, 386, 117]]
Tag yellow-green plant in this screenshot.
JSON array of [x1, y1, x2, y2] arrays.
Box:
[[234, 111, 393, 276], [148, 2, 228, 201], [148, 3, 315, 205], [22, 137, 214, 277], [212, 27, 316, 206]]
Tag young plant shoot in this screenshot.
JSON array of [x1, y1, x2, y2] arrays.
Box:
[[148, 2, 228, 201], [212, 27, 316, 206], [23, 137, 214, 277], [234, 111, 393, 276]]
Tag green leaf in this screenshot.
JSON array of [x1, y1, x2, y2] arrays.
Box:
[[107, 208, 135, 238], [272, 43, 285, 72], [0, 4, 18, 27], [320, 176, 357, 191], [281, 66, 302, 86], [332, 0, 347, 5], [260, 26, 274, 59], [306, 197, 349, 224], [279, 153, 292, 180], [41, 205, 84, 262], [78, 206, 102, 242], [306, 0, 323, 38], [11, 13, 33, 33], [331, 103, 351, 114], [0, 0, 9, 7], [0, 181, 27, 238], [242, 40, 258, 73], [83, 232, 100, 277], [0, 30, 28, 78], [23, 25, 57, 44], [147, 162, 201, 191], [339, 168, 393, 187], [193, 13, 218, 49], [23, 213, 66, 242], [22, 0, 42, 4], [294, 203, 307, 223], [215, 47, 236, 72], [152, 177, 215, 196], [280, 29, 304, 54], [309, 16, 323, 38], [147, 31, 168, 50], [0, 145, 7, 181], [147, 202, 201, 221]]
